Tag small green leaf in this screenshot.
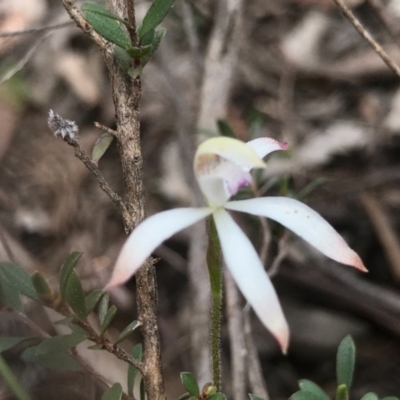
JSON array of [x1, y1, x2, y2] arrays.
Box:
[[137, 0, 175, 38], [335, 384, 348, 400], [336, 335, 356, 391], [217, 119, 236, 138], [0, 262, 39, 301], [101, 383, 123, 400], [360, 393, 379, 400], [290, 391, 324, 400], [249, 395, 265, 400], [114, 46, 132, 72], [0, 272, 22, 310], [67, 322, 89, 336], [92, 133, 114, 163], [100, 305, 117, 336], [81, 3, 128, 25], [114, 320, 141, 345], [299, 380, 330, 400], [127, 343, 142, 397], [140, 27, 166, 68], [180, 372, 200, 396], [22, 351, 81, 371], [381, 397, 400, 400], [0, 337, 28, 353], [126, 44, 153, 58], [21, 333, 87, 357], [64, 270, 87, 320], [31, 271, 53, 302], [59, 251, 82, 300], [85, 289, 104, 315], [82, 4, 131, 50], [98, 292, 109, 325], [208, 393, 227, 400]]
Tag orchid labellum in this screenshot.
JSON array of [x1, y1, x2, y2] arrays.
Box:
[[106, 136, 366, 352]]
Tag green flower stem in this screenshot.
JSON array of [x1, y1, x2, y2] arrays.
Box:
[[206, 216, 223, 391], [0, 354, 32, 400]]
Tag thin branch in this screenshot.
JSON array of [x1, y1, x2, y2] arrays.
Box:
[[0, 22, 73, 38], [332, 0, 400, 79], [65, 138, 132, 232], [94, 122, 118, 136]]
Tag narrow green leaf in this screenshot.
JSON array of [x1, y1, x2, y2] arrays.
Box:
[[299, 380, 330, 400], [54, 316, 74, 325], [208, 393, 227, 400], [85, 289, 104, 315], [0, 262, 39, 301], [101, 383, 123, 400], [336, 335, 356, 391], [64, 270, 87, 320], [0, 272, 22, 310], [0, 337, 28, 353], [249, 395, 265, 400], [21, 333, 87, 357], [114, 46, 132, 72], [100, 305, 117, 336], [127, 343, 142, 397], [381, 397, 400, 400], [67, 322, 89, 336], [114, 320, 141, 345], [360, 393, 379, 400], [137, 0, 175, 38], [82, 6, 131, 50], [22, 351, 81, 371], [217, 119, 236, 138], [290, 391, 324, 400], [59, 251, 82, 300], [140, 27, 166, 68], [335, 384, 348, 400], [31, 271, 53, 302], [92, 133, 114, 163], [98, 292, 109, 325], [126, 44, 153, 58], [81, 3, 128, 25], [180, 372, 200, 396]]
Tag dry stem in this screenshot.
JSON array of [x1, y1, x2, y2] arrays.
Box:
[[61, 0, 165, 398], [332, 0, 400, 79]]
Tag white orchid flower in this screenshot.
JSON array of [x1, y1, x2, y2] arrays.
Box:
[[106, 136, 366, 352]]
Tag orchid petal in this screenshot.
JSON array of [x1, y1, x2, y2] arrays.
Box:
[[106, 207, 212, 288], [194, 137, 266, 173], [212, 208, 289, 352], [225, 197, 367, 272], [246, 137, 288, 159]]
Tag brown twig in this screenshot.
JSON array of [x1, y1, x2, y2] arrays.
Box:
[[94, 122, 118, 137], [64, 138, 132, 233], [360, 193, 400, 282], [332, 0, 400, 79]]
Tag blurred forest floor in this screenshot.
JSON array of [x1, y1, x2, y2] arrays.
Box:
[[1, 0, 400, 399]]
